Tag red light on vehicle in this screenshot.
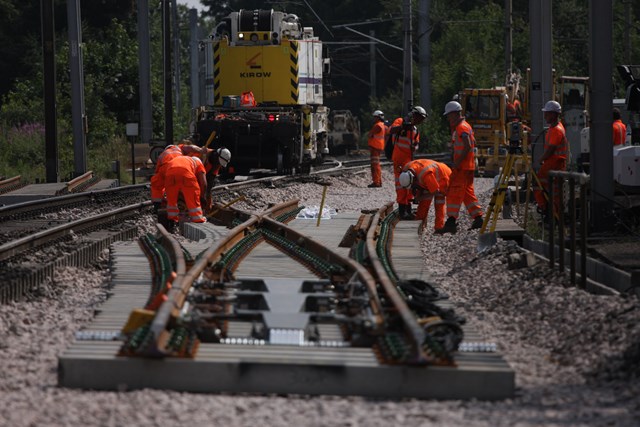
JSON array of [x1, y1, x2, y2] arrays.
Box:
[[268, 114, 276, 122]]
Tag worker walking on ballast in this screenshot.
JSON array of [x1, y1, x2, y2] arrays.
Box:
[[399, 159, 451, 232], [367, 110, 387, 188], [436, 101, 484, 234], [388, 106, 428, 220]]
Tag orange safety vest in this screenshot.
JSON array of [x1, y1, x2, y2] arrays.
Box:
[[368, 121, 386, 150], [391, 118, 420, 163], [613, 119, 626, 146], [452, 120, 476, 170], [240, 91, 256, 107], [405, 159, 451, 194], [545, 121, 569, 160]]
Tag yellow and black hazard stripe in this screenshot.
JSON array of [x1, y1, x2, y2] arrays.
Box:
[[289, 41, 299, 103], [303, 108, 311, 147], [213, 42, 221, 105]]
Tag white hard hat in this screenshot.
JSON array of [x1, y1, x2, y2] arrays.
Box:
[[411, 106, 427, 118], [217, 147, 231, 167], [443, 101, 462, 116], [542, 100, 562, 113], [373, 110, 384, 118], [398, 170, 414, 188]]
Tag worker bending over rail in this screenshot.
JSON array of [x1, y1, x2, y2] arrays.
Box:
[[399, 159, 451, 232]]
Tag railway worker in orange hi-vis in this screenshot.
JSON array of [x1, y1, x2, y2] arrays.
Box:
[[367, 110, 387, 188], [201, 147, 231, 212], [399, 159, 451, 232], [388, 106, 428, 220], [150, 141, 206, 212], [613, 108, 627, 146], [436, 100, 484, 234], [534, 100, 568, 219], [164, 155, 208, 228]]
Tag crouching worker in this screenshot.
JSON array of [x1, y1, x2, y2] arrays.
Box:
[[202, 147, 231, 213], [398, 159, 451, 232], [164, 155, 208, 230], [150, 142, 206, 213]]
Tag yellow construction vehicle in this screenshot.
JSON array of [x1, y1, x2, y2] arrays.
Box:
[[193, 10, 330, 175], [459, 87, 510, 177]]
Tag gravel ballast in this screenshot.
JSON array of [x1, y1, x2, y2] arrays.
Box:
[[1, 166, 639, 427]]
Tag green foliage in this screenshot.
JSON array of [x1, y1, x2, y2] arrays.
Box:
[[0, 123, 46, 182]]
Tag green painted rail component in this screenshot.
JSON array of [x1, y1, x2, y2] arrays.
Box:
[[273, 206, 304, 223], [261, 228, 346, 278], [214, 229, 263, 272], [139, 234, 173, 305], [375, 210, 399, 283]]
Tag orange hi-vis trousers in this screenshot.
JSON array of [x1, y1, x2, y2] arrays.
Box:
[[415, 192, 446, 230], [446, 169, 483, 220], [165, 175, 206, 223], [394, 156, 412, 204], [369, 148, 383, 186], [534, 157, 566, 215]]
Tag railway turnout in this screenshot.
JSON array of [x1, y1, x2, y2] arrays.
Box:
[[59, 200, 514, 399]]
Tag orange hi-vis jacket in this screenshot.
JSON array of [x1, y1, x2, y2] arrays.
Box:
[[403, 159, 451, 229], [451, 119, 476, 170], [150, 144, 186, 203], [613, 119, 626, 146], [391, 117, 420, 204], [391, 118, 420, 164], [368, 121, 386, 150], [164, 156, 207, 223], [404, 159, 451, 195], [544, 121, 568, 160]]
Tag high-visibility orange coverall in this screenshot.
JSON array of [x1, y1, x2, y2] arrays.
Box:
[[368, 119, 386, 186], [403, 159, 451, 230], [150, 144, 203, 204], [534, 121, 568, 213], [164, 155, 207, 223], [613, 119, 626, 146], [150, 145, 184, 204], [446, 119, 483, 220], [391, 117, 420, 204]]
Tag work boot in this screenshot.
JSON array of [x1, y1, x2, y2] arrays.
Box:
[[397, 204, 405, 217], [470, 215, 484, 230], [435, 217, 457, 234], [401, 204, 415, 220]]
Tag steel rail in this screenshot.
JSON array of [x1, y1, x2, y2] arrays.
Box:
[[0, 184, 149, 220], [365, 202, 429, 363], [148, 200, 301, 355], [0, 201, 152, 262]]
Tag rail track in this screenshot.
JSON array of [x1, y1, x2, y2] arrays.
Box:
[[58, 197, 513, 399]]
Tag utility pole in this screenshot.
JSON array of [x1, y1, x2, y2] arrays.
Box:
[[370, 30, 377, 99], [402, 0, 413, 117], [418, 0, 432, 112], [529, 0, 553, 166], [190, 9, 200, 109], [138, 0, 153, 146], [67, 0, 87, 177], [171, 0, 181, 113], [41, 0, 58, 183], [505, 0, 512, 76], [589, 2, 614, 232], [163, 0, 173, 146]]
